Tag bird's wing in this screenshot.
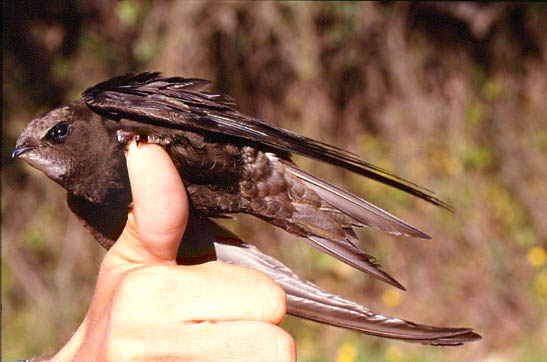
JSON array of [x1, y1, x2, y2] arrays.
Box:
[[301, 235, 405, 290], [183, 216, 480, 346], [82, 72, 451, 210], [284, 163, 431, 239], [220, 242, 480, 345]]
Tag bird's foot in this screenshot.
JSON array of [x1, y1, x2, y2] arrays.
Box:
[[134, 134, 146, 146], [116, 130, 149, 152], [117, 130, 163, 150]]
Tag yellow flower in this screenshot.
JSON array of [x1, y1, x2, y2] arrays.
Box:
[[336, 343, 357, 362], [527, 247, 547, 267], [382, 289, 401, 308]]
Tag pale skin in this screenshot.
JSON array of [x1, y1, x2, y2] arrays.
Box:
[[46, 141, 296, 362]]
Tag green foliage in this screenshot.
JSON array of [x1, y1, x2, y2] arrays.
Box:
[[465, 101, 484, 128], [482, 77, 503, 101], [462, 144, 493, 170], [116, 0, 141, 28]]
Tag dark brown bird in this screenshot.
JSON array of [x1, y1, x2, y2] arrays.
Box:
[[13, 72, 480, 345]]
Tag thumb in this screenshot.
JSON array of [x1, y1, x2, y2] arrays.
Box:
[[114, 141, 189, 264]]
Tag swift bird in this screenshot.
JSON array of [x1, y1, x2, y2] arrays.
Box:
[[13, 72, 480, 345]]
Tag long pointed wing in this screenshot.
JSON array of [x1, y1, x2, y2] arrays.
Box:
[[284, 163, 431, 239], [301, 235, 405, 290], [218, 242, 479, 345], [181, 216, 480, 346], [82, 72, 451, 210]]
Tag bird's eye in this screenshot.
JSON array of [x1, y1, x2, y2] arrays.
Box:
[[47, 123, 70, 141]]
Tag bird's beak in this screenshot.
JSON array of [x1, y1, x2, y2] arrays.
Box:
[[12, 143, 36, 158]]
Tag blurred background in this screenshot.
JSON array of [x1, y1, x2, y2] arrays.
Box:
[[3, 2, 547, 361]]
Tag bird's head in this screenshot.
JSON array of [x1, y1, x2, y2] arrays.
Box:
[[13, 103, 81, 183], [13, 100, 128, 203]]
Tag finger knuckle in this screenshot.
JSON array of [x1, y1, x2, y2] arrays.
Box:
[[273, 327, 296, 362], [253, 324, 295, 362], [262, 282, 287, 324]]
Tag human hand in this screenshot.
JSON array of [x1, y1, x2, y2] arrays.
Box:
[[46, 141, 295, 362]]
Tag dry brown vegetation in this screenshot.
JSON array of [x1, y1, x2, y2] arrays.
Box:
[[3, 2, 547, 361]]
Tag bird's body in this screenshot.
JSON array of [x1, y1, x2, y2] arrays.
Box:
[[13, 72, 480, 345]]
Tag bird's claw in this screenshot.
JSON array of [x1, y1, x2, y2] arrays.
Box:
[[117, 130, 164, 150], [116, 130, 150, 153], [134, 134, 146, 146], [116, 129, 134, 145]]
